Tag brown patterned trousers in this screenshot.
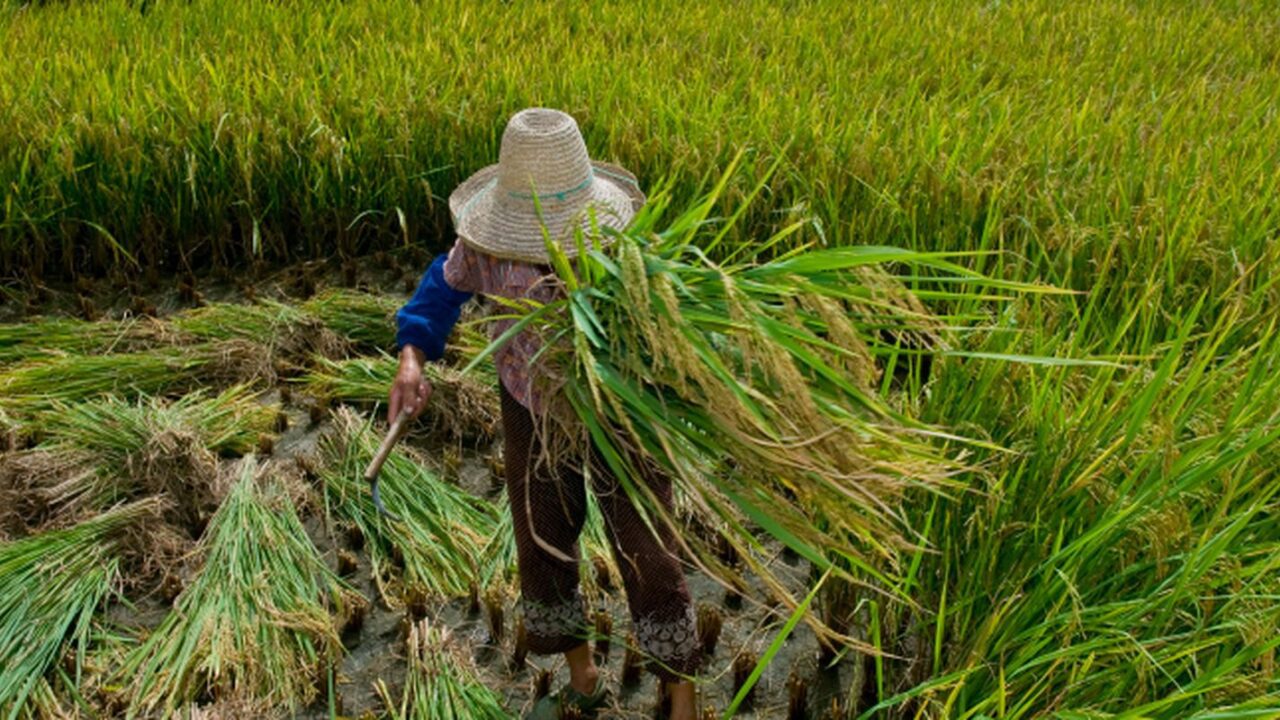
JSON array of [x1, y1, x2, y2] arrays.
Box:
[[499, 382, 702, 684]]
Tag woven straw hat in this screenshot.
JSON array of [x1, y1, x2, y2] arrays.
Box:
[[448, 108, 645, 264]]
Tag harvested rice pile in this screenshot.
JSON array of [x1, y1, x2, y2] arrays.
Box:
[[0, 499, 162, 716], [118, 456, 365, 716], [377, 617, 510, 719]]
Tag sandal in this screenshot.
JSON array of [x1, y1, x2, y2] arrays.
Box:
[[524, 676, 612, 719]]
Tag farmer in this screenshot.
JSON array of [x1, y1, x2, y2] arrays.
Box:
[[389, 108, 702, 719]]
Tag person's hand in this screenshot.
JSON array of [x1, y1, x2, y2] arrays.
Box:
[[389, 345, 432, 421]]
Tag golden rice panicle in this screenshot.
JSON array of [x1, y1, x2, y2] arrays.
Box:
[[648, 271, 701, 396], [798, 292, 877, 393], [851, 265, 943, 350], [620, 238, 654, 338]]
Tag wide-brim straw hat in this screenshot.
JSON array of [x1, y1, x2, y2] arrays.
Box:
[[448, 108, 646, 264]]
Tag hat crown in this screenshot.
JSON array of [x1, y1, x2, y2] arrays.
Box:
[[495, 108, 593, 203]]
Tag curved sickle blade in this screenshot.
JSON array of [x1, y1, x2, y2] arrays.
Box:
[[364, 407, 412, 524], [370, 476, 404, 523]]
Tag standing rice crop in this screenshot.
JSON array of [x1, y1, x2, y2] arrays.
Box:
[[118, 456, 364, 717], [0, 498, 160, 719], [318, 407, 498, 602], [3, 0, 1276, 328], [859, 295, 1280, 716], [376, 617, 511, 719]]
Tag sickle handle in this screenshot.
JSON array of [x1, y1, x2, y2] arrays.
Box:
[[363, 407, 413, 482], [363, 406, 413, 522]]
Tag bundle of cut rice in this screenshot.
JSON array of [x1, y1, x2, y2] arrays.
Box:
[[465, 167, 1053, 643]]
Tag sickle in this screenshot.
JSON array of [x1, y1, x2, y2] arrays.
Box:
[[362, 406, 413, 523]]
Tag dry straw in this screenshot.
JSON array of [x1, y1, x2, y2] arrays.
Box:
[[2, 386, 275, 538]]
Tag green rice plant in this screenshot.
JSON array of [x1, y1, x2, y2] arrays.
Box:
[[854, 295, 1280, 716], [474, 504, 516, 591], [0, 498, 160, 719], [117, 456, 364, 717], [39, 384, 274, 459], [0, 340, 274, 418], [168, 300, 308, 341], [28, 385, 276, 526], [318, 407, 499, 603], [300, 288, 402, 352], [317, 404, 501, 599], [174, 291, 480, 362], [0, 305, 275, 378], [298, 353, 498, 439], [0, 293, 394, 373], [0, 315, 166, 367], [170, 299, 351, 364], [375, 617, 511, 719]]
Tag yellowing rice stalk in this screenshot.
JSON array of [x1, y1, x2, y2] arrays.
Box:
[[0, 314, 166, 366], [0, 340, 274, 418]]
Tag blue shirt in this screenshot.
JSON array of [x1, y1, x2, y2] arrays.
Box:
[[395, 253, 474, 360]]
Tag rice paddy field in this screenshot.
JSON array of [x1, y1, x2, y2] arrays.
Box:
[[1, 0, 1278, 718]]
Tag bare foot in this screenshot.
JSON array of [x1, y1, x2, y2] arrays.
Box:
[[666, 680, 697, 720], [565, 641, 600, 695]]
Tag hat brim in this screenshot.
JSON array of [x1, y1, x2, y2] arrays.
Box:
[[448, 161, 645, 264]]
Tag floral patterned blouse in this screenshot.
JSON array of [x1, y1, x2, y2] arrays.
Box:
[[440, 239, 563, 415]]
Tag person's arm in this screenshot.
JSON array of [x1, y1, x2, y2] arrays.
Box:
[[390, 244, 476, 418], [395, 251, 474, 361]]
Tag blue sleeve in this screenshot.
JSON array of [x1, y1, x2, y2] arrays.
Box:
[[395, 253, 474, 361]]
